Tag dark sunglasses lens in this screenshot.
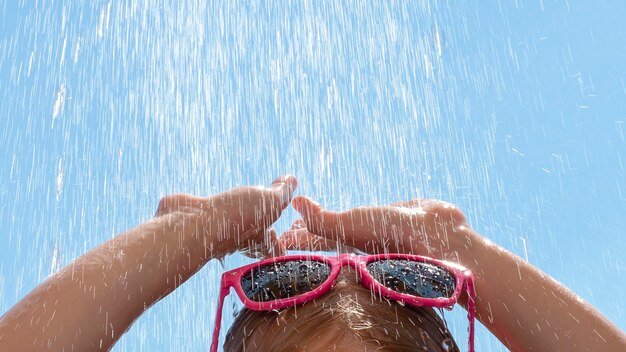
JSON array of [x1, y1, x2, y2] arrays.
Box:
[[241, 260, 331, 302], [366, 259, 456, 298]]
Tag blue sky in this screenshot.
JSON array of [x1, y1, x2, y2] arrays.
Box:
[[1, 1, 625, 350]]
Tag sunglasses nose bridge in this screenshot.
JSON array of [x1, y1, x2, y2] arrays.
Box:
[[335, 253, 357, 266], [333, 254, 367, 277]]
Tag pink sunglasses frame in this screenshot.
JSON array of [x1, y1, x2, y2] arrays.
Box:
[[210, 253, 475, 352]]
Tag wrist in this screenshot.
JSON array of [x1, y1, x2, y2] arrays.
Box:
[[438, 224, 479, 264], [166, 211, 236, 262], [150, 212, 220, 263]]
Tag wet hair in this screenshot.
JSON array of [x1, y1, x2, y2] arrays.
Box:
[[224, 272, 459, 352]]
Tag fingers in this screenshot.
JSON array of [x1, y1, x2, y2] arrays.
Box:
[[280, 220, 339, 252], [291, 196, 343, 239], [242, 227, 286, 259], [248, 190, 467, 260], [281, 220, 370, 254], [208, 175, 297, 257], [265, 227, 286, 257], [269, 175, 298, 201], [259, 175, 298, 226], [390, 199, 422, 208], [391, 199, 467, 224], [291, 196, 392, 252], [220, 175, 298, 231], [290, 196, 448, 255]]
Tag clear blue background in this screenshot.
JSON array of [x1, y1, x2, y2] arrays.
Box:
[[1, 1, 625, 350]]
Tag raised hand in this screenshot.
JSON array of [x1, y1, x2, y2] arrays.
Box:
[[0, 176, 297, 352], [156, 175, 297, 259], [281, 195, 469, 260]]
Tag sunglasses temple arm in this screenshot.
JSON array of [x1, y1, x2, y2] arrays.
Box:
[[465, 276, 476, 352], [210, 279, 231, 352]]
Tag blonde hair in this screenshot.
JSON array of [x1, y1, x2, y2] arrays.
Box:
[[224, 271, 459, 352]]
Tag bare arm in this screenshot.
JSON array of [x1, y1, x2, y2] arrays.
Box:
[[0, 214, 206, 351], [453, 225, 626, 351], [0, 176, 296, 351], [283, 196, 626, 351]]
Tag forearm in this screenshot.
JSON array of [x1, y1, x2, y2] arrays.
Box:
[[451, 226, 626, 351], [0, 213, 213, 351]]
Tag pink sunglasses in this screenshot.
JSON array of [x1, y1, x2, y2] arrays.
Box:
[[211, 253, 475, 352]]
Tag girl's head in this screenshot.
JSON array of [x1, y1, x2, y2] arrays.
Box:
[[224, 269, 459, 352]]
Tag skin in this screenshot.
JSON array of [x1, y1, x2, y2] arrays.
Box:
[[0, 176, 296, 351], [1, 175, 625, 351], [282, 196, 626, 351]]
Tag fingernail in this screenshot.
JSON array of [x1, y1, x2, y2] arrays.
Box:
[[291, 197, 302, 210], [285, 175, 297, 192]]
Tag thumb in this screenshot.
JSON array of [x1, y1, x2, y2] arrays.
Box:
[[259, 175, 298, 227], [269, 175, 298, 211], [291, 196, 342, 240], [242, 227, 286, 259]]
